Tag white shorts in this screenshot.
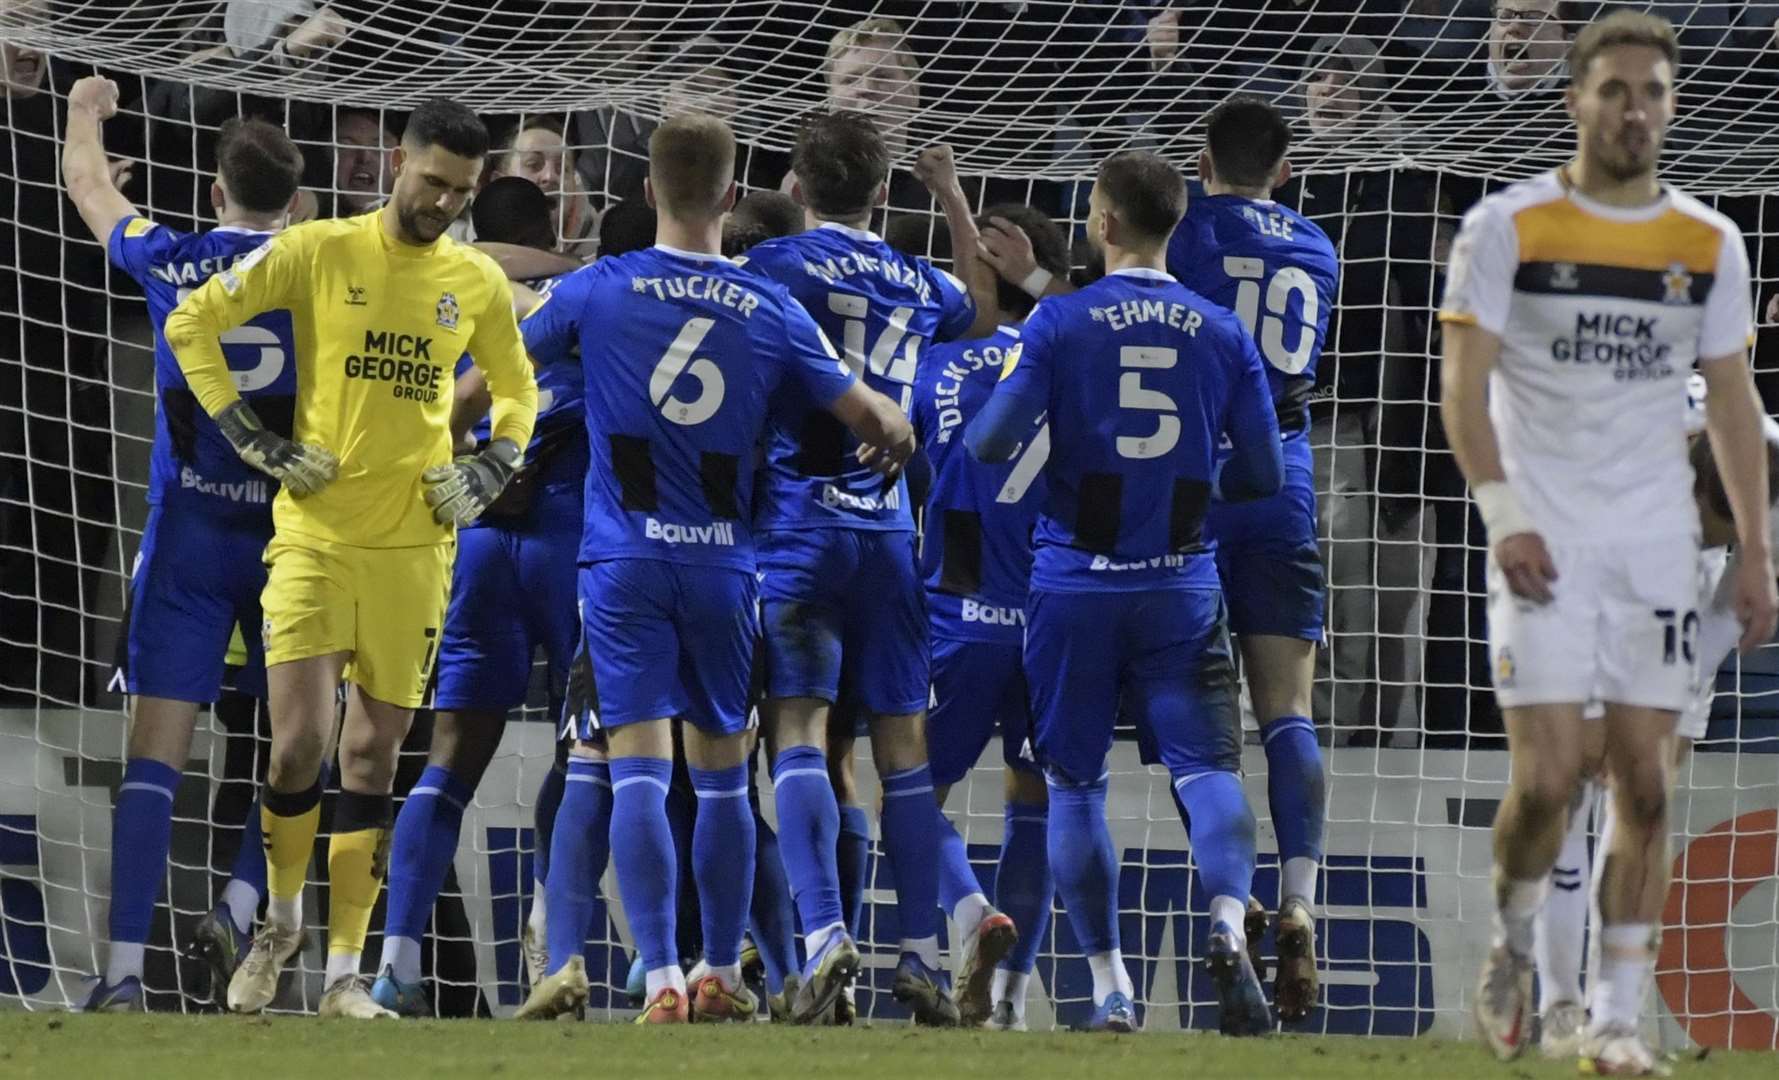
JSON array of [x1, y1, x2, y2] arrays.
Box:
[[1582, 547, 1729, 739], [1488, 535, 1703, 714]]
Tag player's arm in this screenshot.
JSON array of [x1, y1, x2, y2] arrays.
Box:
[[61, 77, 137, 245], [511, 280, 545, 322], [450, 363, 492, 453], [1216, 334, 1284, 501], [1436, 205, 1556, 603], [163, 229, 338, 495], [774, 297, 913, 474], [980, 216, 1074, 300], [1697, 227, 1777, 651], [912, 145, 998, 340], [475, 241, 580, 280], [966, 307, 1053, 463], [424, 272, 539, 526]]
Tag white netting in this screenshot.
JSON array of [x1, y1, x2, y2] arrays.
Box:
[[2, 0, 1777, 1044]]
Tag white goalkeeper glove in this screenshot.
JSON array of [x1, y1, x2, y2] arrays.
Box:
[[422, 438, 523, 527], [215, 401, 337, 496]]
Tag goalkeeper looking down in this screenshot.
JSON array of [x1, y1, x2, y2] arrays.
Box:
[[164, 98, 538, 1020]]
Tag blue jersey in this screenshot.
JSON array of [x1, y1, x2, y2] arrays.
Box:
[[464, 272, 588, 497], [967, 269, 1281, 593], [744, 222, 975, 532], [912, 324, 1042, 642], [520, 245, 857, 571], [1167, 194, 1337, 445], [108, 217, 298, 519]]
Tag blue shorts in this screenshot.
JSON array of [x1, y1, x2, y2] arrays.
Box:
[[1205, 463, 1323, 640], [1026, 587, 1241, 784], [434, 515, 580, 712], [566, 559, 758, 738], [758, 529, 929, 717], [113, 506, 271, 703], [927, 635, 1036, 787]]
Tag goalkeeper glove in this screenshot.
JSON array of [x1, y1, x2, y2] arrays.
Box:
[[214, 401, 337, 496], [422, 438, 522, 527]]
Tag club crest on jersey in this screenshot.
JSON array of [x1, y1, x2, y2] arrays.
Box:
[[345, 285, 367, 306], [436, 292, 460, 330], [1662, 264, 1693, 305], [1549, 262, 1579, 290]]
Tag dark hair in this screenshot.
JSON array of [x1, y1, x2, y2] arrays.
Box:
[[599, 198, 658, 258], [403, 99, 490, 159], [647, 112, 735, 218], [1205, 96, 1292, 190], [215, 117, 304, 214], [1569, 9, 1678, 84], [1497, 1, 1584, 29], [471, 176, 555, 251], [1690, 430, 1779, 525], [1070, 237, 1105, 288], [1095, 151, 1185, 244], [722, 189, 801, 256], [792, 110, 889, 218], [978, 204, 1069, 319]]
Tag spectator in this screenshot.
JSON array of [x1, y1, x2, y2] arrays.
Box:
[[0, 15, 46, 100], [493, 116, 596, 257], [825, 17, 922, 160], [1484, 0, 1576, 96], [1300, 34, 1404, 142], [331, 107, 395, 216]]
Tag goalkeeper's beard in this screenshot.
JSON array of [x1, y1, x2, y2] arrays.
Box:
[[397, 202, 451, 244]]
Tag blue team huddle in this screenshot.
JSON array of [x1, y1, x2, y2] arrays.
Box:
[[81, 90, 1346, 1035]]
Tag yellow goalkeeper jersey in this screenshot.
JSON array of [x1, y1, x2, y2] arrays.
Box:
[[165, 211, 537, 548]]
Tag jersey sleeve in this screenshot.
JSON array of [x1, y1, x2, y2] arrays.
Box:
[[929, 263, 977, 342], [162, 228, 308, 418], [106, 215, 175, 282], [467, 263, 539, 453], [1438, 201, 1518, 336], [1698, 225, 1754, 361], [519, 265, 590, 367], [779, 294, 858, 406], [966, 301, 1053, 463], [1218, 328, 1285, 500]]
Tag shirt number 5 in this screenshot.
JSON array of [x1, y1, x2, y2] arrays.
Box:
[[1117, 346, 1179, 460]]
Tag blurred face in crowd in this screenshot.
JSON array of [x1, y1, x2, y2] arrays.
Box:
[[1, 0, 50, 99], [503, 126, 575, 197], [390, 141, 482, 244], [1304, 59, 1364, 134], [335, 112, 394, 213], [1491, 1, 1569, 92], [828, 40, 919, 119], [663, 67, 740, 125], [1570, 44, 1673, 183]]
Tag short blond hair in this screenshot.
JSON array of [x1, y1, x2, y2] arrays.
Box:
[[1570, 10, 1678, 85], [824, 16, 920, 89], [648, 111, 735, 218]]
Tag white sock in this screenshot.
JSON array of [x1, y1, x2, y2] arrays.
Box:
[[1281, 857, 1319, 907], [706, 962, 742, 990], [805, 920, 845, 965], [1492, 874, 1546, 958], [378, 934, 422, 984], [325, 950, 361, 986], [221, 879, 260, 935], [267, 894, 301, 932], [1209, 894, 1248, 950], [1535, 780, 1595, 1009], [527, 886, 548, 938], [105, 942, 145, 984], [953, 892, 992, 936], [901, 935, 941, 970], [1087, 950, 1133, 1003], [1589, 924, 1655, 1032], [645, 964, 687, 998], [992, 967, 1031, 1020]]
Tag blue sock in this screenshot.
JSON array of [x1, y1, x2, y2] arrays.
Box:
[[107, 758, 181, 979], [384, 765, 473, 945], [936, 810, 982, 914], [749, 803, 798, 994], [229, 793, 267, 908], [531, 760, 567, 888], [1046, 772, 1117, 955], [997, 801, 1053, 975], [878, 765, 942, 949], [1174, 771, 1258, 923], [545, 758, 612, 974], [1261, 715, 1325, 901], [836, 803, 870, 937], [770, 746, 843, 950], [608, 757, 677, 971], [690, 764, 754, 971]]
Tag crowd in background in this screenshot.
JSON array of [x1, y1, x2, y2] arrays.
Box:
[[7, 0, 1779, 749]]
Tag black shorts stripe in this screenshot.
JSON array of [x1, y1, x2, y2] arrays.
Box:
[[1514, 260, 1713, 305], [1169, 479, 1210, 552], [938, 509, 984, 596], [795, 410, 848, 478], [1075, 472, 1123, 554], [700, 451, 741, 521], [609, 434, 659, 513]]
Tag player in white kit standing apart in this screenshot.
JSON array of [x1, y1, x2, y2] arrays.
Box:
[[1438, 11, 1775, 1075]]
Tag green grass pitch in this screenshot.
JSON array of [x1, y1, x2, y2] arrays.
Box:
[[1, 1015, 1773, 1080]]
